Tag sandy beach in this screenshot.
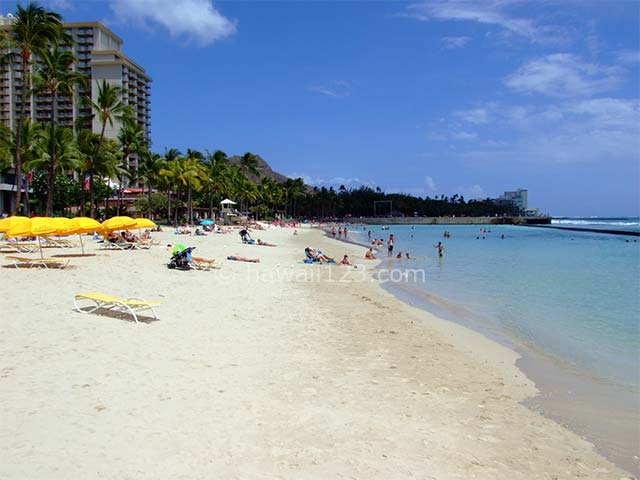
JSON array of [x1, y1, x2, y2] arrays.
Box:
[[0, 226, 633, 479]]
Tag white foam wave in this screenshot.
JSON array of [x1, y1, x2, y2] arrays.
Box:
[[551, 219, 640, 227]]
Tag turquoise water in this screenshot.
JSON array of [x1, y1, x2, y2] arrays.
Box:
[[353, 221, 640, 390]]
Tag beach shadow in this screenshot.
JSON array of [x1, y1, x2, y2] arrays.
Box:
[[74, 306, 160, 324], [51, 253, 97, 258], [2, 264, 75, 270]]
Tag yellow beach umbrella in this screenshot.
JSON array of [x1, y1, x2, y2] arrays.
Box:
[[65, 217, 103, 234], [62, 217, 103, 255], [51, 217, 72, 233], [101, 216, 138, 232], [0, 215, 30, 233], [6, 217, 58, 259], [132, 218, 156, 229]]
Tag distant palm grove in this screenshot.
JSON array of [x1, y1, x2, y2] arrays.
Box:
[[0, 2, 520, 222]]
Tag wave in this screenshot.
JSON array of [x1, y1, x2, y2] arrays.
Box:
[[551, 219, 640, 227]]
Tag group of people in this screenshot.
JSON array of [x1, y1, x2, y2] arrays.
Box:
[[331, 226, 349, 239], [240, 229, 277, 246], [107, 230, 140, 244]]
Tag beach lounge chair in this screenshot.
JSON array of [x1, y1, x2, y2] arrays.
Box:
[[5, 255, 70, 269], [73, 292, 161, 323], [0, 242, 40, 254], [100, 241, 137, 250], [191, 257, 221, 271]]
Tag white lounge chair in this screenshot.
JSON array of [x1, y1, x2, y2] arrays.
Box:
[[73, 292, 161, 323]]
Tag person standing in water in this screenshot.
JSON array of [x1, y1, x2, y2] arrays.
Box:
[[387, 234, 395, 258], [434, 241, 445, 257]]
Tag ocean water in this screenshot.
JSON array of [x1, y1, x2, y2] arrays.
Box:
[[351, 219, 640, 470]]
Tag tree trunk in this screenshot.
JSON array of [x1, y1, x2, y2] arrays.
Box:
[[147, 183, 152, 219], [90, 122, 107, 218], [174, 184, 182, 226], [46, 88, 57, 216], [13, 57, 30, 215], [188, 185, 193, 225], [166, 189, 171, 223], [79, 173, 86, 216], [117, 171, 125, 215], [209, 190, 214, 220]]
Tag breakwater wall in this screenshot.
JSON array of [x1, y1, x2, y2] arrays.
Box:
[[526, 224, 639, 237], [339, 216, 551, 226]]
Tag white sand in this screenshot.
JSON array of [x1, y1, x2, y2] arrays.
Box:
[[0, 226, 633, 479]]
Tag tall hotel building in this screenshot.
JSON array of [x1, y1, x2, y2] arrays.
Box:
[[0, 16, 151, 212]]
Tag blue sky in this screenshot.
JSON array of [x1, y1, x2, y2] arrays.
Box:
[[2, 0, 639, 216]]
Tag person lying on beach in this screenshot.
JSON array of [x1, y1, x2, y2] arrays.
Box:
[[195, 228, 207, 236], [257, 239, 277, 247], [227, 255, 260, 263], [340, 255, 351, 266], [305, 247, 334, 264], [123, 230, 140, 242]]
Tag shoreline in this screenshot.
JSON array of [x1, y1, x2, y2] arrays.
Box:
[[321, 225, 639, 476], [0, 226, 633, 478]]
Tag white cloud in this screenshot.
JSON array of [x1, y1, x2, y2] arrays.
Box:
[[404, 0, 564, 44], [505, 54, 623, 98], [616, 49, 640, 64], [309, 81, 352, 98], [425, 176, 437, 192], [455, 108, 490, 124], [452, 131, 478, 140], [457, 98, 640, 165], [441, 36, 472, 49], [457, 184, 486, 199], [109, 0, 236, 45], [288, 173, 374, 189]]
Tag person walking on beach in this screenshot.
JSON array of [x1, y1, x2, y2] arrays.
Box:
[[331, 226, 336, 238], [338, 228, 342, 239], [343, 227, 348, 238], [387, 234, 394, 258]]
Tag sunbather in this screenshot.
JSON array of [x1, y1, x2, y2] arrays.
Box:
[[305, 247, 334, 264], [257, 239, 276, 247], [340, 255, 351, 266], [365, 248, 375, 259], [227, 255, 260, 263]]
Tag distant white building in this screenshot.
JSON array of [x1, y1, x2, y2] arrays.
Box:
[[497, 189, 528, 212]]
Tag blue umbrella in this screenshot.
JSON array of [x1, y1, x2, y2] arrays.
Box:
[[200, 219, 215, 225]]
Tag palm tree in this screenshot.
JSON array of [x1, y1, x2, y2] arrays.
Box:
[[0, 124, 12, 172], [184, 149, 203, 224], [137, 151, 162, 218], [25, 125, 81, 176], [33, 45, 87, 215], [161, 155, 202, 225], [161, 147, 181, 222], [88, 79, 129, 217], [117, 117, 147, 214], [239, 152, 259, 178], [1, 2, 67, 214], [202, 149, 229, 219]]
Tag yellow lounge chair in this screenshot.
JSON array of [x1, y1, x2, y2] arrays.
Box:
[[5, 255, 70, 269], [73, 292, 161, 323]]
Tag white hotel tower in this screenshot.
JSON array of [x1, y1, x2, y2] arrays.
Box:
[[0, 16, 151, 212]]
